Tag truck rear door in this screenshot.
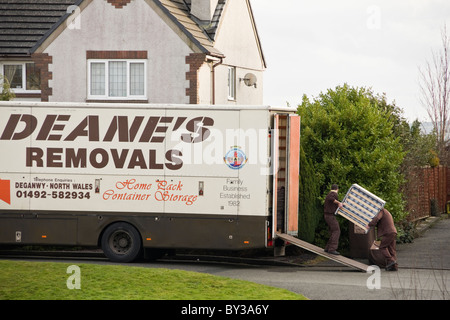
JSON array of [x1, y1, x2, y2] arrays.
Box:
[[272, 113, 300, 237]]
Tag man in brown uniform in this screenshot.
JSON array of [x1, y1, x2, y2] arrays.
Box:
[[323, 184, 344, 255], [367, 208, 398, 271]]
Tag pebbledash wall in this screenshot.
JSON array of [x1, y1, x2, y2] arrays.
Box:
[[36, 0, 192, 104], [31, 0, 264, 106], [207, 0, 264, 105]]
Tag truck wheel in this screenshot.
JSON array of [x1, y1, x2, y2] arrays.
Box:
[[101, 222, 142, 262]]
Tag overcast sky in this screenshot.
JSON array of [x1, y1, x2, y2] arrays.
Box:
[[251, 0, 450, 122]]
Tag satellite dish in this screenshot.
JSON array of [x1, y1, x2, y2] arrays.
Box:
[[242, 73, 257, 88]]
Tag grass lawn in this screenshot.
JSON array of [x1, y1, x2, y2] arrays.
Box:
[[0, 260, 307, 300]]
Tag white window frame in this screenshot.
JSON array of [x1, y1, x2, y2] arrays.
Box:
[[87, 59, 147, 100], [0, 61, 41, 94], [228, 66, 236, 101]]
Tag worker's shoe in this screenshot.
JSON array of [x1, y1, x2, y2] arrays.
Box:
[[326, 250, 340, 255], [385, 261, 397, 271]]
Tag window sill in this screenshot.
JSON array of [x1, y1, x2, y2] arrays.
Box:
[[86, 99, 149, 103]]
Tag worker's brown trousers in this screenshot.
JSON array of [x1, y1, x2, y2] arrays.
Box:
[[324, 213, 340, 252], [380, 232, 397, 267]]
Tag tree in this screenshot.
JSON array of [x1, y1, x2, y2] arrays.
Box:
[[419, 24, 450, 163], [297, 84, 407, 223], [400, 120, 439, 168], [396, 119, 438, 222]]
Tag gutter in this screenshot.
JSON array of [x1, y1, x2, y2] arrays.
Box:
[[207, 55, 223, 105]]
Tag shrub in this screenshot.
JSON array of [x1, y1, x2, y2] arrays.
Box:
[[298, 145, 321, 243]]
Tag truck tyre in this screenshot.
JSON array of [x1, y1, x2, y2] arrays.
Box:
[[101, 222, 142, 263]]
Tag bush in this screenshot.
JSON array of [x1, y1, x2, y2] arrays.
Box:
[[297, 84, 407, 222], [298, 84, 407, 250], [1, 75, 15, 101], [396, 221, 415, 244], [298, 145, 321, 243]]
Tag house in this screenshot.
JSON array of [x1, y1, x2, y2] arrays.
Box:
[[0, 0, 266, 105]]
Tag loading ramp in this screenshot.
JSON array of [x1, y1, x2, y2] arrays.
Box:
[[276, 233, 370, 272]]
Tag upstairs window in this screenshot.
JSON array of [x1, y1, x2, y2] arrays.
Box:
[[1, 62, 41, 92], [88, 60, 146, 100]]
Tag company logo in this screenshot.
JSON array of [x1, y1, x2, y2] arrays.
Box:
[[0, 179, 11, 205], [224, 147, 248, 170]]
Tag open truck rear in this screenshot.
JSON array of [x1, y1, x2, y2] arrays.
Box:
[[0, 102, 300, 262]]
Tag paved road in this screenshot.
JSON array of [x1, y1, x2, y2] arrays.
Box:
[[396, 216, 450, 270]]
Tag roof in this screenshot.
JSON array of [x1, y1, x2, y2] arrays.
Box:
[[152, 0, 224, 57], [177, 0, 226, 39], [0, 0, 262, 61], [0, 0, 79, 56]]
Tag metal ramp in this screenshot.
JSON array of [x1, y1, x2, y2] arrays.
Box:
[[276, 233, 370, 272]]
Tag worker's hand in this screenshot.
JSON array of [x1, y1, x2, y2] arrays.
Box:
[[338, 202, 344, 209]]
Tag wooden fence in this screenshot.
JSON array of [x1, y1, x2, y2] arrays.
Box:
[[405, 166, 449, 221]]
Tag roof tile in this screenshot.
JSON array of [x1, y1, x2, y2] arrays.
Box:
[[0, 0, 78, 56]]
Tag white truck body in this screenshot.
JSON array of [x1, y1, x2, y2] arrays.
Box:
[[0, 102, 300, 262]]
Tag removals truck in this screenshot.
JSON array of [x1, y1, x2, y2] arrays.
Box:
[[0, 102, 300, 262]]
